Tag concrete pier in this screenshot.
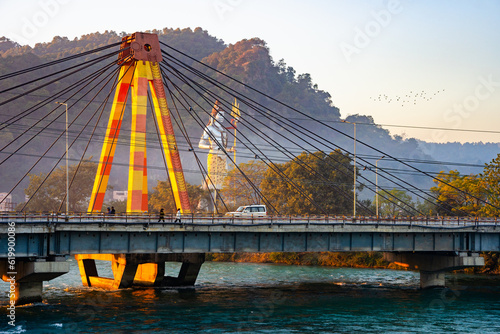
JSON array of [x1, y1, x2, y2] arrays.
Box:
[[163, 253, 205, 286], [384, 252, 485, 288], [75, 253, 205, 290], [419, 271, 446, 288], [0, 259, 69, 305]]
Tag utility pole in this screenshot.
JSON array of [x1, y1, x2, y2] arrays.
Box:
[[56, 102, 69, 215], [342, 120, 356, 217], [375, 156, 385, 217]]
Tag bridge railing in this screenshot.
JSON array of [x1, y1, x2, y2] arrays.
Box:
[[0, 212, 498, 227]]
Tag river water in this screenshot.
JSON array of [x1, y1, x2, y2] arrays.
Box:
[[1, 258, 500, 333]]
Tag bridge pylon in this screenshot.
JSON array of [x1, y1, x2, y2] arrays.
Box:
[[78, 33, 199, 293], [87, 32, 191, 214]]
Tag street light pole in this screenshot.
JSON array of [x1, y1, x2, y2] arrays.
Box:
[[342, 120, 356, 217], [375, 156, 385, 217], [56, 102, 69, 215], [353, 122, 356, 217]]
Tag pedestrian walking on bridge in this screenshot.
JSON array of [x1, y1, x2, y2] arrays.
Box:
[[174, 208, 181, 223], [158, 208, 165, 222]]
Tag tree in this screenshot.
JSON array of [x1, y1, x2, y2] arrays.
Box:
[[149, 180, 210, 214], [432, 170, 463, 216], [431, 170, 485, 216], [377, 189, 416, 216], [105, 200, 126, 214], [453, 174, 484, 216], [21, 159, 97, 212], [260, 150, 357, 215], [479, 154, 500, 216], [220, 160, 267, 211], [415, 197, 437, 216], [357, 199, 374, 216]]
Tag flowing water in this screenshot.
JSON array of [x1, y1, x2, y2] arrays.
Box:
[[1, 258, 500, 333]]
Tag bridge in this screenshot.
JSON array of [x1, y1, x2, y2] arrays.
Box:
[[1, 213, 492, 304], [0, 32, 497, 305]]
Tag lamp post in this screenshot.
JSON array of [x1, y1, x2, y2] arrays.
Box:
[[56, 102, 69, 215], [342, 120, 356, 217], [375, 156, 385, 217]]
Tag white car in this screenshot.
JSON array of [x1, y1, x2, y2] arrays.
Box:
[[225, 205, 267, 217]]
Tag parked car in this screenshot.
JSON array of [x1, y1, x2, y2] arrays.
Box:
[[225, 205, 267, 217]]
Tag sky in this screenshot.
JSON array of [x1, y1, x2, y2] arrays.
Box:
[[1, 0, 500, 143]]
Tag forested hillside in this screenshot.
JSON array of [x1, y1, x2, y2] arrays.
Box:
[[0, 27, 497, 206]]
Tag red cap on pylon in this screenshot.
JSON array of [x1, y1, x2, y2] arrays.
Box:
[[118, 32, 162, 64]]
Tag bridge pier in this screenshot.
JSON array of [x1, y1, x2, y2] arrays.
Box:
[[384, 252, 484, 288], [75, 253, 205, 290], [419, 271, 445, 288], [162, 254, 205, 286], [0, 258, 69, 305]]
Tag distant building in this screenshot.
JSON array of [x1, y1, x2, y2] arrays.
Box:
[[113, 191, 128, 202], [0, 193, 14, 211]]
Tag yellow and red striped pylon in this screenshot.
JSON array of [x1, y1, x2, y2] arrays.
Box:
[[87, 33, 191, 214]]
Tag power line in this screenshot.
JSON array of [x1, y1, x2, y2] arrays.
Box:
[[1, 39, 493, 216], [160, 53, 417, 215], [159, 42, 496, 215], [160, 49, 427, 215], [5, 91, 500, 135], [0, 115, 491, 172]]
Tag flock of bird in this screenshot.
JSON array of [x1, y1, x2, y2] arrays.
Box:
[[370, 89, 445, 106]]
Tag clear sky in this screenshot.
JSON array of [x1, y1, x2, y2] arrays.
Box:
[[1, 0, 500, 143]]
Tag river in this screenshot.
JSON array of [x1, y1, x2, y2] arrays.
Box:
[[1, 258, 500, 333]]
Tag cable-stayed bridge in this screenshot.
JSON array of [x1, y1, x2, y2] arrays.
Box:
[[0, 33, 496, 305]]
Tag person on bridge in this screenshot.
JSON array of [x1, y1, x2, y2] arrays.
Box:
[[110, 207, 115, 215], [174, 208, 181, 223], [158, 208, 165, 222]]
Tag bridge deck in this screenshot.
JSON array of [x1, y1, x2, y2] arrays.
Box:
[[1, 214, 499, 257]]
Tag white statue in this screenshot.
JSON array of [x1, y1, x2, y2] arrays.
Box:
[[198, 100, 232, 190]]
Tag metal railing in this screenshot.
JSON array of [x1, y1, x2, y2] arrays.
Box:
[[0, 212, 497, 228]]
